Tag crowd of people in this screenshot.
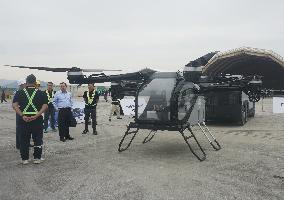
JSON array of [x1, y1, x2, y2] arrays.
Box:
[[12, 74, 122, 165]]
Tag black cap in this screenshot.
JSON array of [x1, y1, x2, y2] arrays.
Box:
[[26, 74, 36, 84]]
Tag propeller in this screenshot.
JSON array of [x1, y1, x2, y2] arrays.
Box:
[[4, 65, 122, 72]]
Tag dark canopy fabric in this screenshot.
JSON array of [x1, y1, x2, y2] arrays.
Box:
[[185, 52, 218, 68], [202, 48, 284, 89]]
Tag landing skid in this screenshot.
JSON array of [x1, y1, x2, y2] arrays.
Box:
[[142, 130, 157, 144], [179, 126, 206, 161], [118, 126, 139, 152], [118, 122, 221, 161], [197, 122, 221, 151]]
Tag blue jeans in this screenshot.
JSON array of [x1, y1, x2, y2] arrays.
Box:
[[44, 106, 56, 130]]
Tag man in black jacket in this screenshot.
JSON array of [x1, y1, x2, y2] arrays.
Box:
[[12, 74, 48, 164], [82, 84, 99, 135]]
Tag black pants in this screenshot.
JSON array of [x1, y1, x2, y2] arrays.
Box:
[[1, 98, 7, 103], [19, 122, 43, 160], [84, 108, 97, 131], [44, 106, 56, 130], [16, 114, 21, 149], [58, 108, 72, 139]]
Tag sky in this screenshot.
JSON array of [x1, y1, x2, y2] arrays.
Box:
[[0, 0, 284, 84]]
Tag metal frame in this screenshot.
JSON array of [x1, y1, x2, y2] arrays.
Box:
[[118, 121, 221, 161], [118, 72, 221, 161]]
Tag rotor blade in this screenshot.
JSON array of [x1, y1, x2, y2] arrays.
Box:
[[82, 69, 122, 72], [4, 65, 122, 72], [4, 65, 69, 72]]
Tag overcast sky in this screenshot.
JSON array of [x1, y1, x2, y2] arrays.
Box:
[[0, 0, 284, 83]]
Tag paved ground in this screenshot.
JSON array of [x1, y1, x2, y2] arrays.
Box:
[[0, 97, 283, 200]]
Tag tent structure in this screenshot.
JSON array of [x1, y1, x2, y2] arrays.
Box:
[[202, 47, 284, 89]]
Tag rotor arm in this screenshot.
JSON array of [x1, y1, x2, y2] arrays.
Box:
[[198, 75, 263, 102], [67, 69, 156, 84]]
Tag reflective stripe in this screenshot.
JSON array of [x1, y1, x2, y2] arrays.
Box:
[[23, 88, 38, 115], [46, 90, 54, 103], [87, 91, 96, 105]]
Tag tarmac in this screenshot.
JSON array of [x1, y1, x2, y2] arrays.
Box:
[[0, 97, 283, 200]]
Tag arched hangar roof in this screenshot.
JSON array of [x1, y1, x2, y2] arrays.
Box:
[[202, 47, 284, 89]]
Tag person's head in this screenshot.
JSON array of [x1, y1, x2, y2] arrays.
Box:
[[88, 83, 95, 91], [60, 82, 67, 92], [26, 74, 36, 86], [17, 78, 26, 90], [47, 82, 53, 91], [35, 80, 41, 89]]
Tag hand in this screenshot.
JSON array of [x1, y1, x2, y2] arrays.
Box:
[[29, 115, 38, 121], [22, 116, 32, 122]]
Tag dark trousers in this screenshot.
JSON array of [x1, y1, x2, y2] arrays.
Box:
[[44, 106, 56, 130], [84, 108, 97, 131], [16, 114, 21, 149], [19, 122, 43, 160], [58, 108, 72, 139], [1, 98, 7, 103]]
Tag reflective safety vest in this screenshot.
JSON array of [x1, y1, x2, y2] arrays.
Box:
[[46, 90, 54, 104], [86, 91, 96, 105], [23, 88, 38, 115]]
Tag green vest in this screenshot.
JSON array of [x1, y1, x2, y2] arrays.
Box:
[[46, 90, 54, 104], [86, 91, 96, 105], [23, 88, 38, 115]]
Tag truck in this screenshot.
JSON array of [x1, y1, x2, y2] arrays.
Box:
[[205, 89, 255, 125]]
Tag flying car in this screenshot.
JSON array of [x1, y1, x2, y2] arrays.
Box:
[[4, 54, 262, 161]]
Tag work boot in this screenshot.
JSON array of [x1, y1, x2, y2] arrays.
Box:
[[33, 159, 42, 164], [22, 160, 29, 165], [82, 130, 88, 134], [93, 129, 98, 135], [66, 136, 74, 140]]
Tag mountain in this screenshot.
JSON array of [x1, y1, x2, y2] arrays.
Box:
[[0, 79, 48, 89], [0, 79, 16, 87]]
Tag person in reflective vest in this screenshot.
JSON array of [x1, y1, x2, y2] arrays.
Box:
[[44, 82, 57, 133], [12, 74, 48, 165], [35, 80, 41, 89], [82, 84, 99, 135]]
